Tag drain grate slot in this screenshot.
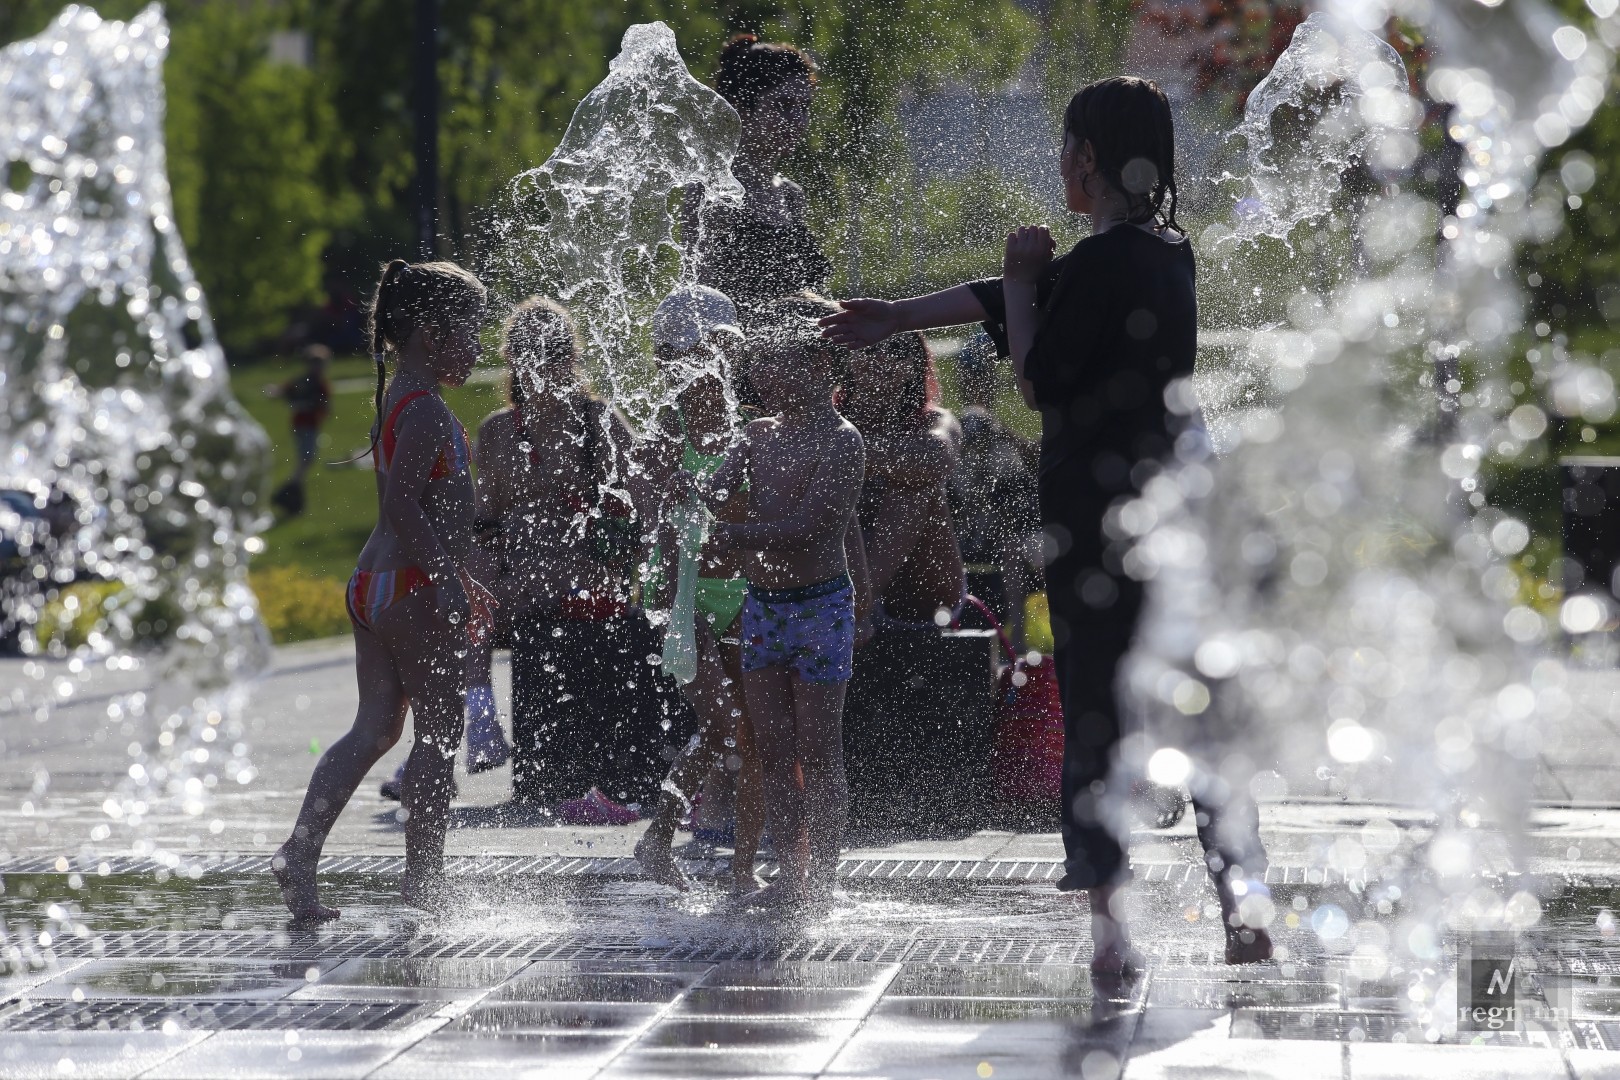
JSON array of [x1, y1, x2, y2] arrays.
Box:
[[0, 998, 427, 1032]]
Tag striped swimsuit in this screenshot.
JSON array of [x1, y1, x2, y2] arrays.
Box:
[[345, 390, 470, 632]]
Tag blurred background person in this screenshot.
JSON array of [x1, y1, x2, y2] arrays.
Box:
[[265, 344, 333, 517], [840, 331, 965, 633]]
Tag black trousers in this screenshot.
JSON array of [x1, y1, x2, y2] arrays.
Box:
[[509, 611, 694, 806], [1048, 547, 1267, 891]]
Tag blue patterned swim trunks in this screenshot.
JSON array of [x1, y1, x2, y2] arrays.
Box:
[[741, 575, 856, 684]]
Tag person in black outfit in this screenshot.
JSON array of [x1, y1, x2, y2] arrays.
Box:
[[693, 35, 832, 321], [821, 77, 1271, 975]]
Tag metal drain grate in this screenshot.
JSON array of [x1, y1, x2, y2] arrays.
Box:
[[0, 853, 1374, 890], [0, 998, 426, 1032], [51, 929, 1092, 966]]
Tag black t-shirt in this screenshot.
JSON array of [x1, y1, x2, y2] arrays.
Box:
[[696, 196, 832, 314], [967, 226, 1196, 530]]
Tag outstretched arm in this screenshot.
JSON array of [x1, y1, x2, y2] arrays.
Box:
[[818, 286, 988, 350]]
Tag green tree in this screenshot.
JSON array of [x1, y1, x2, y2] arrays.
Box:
[[3, 1, 355, 353], [164, 4, 355, 351]]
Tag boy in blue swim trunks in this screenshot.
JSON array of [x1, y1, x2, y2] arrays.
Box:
[[705, 298, 872, 909]]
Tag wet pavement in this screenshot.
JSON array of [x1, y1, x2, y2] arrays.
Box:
[[8, 640, 1620, 1075]]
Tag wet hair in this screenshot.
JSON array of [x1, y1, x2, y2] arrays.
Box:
[[1063, 76, 1180, 231], [714, 33, 817, 115], [501, 295, 582, 408], [364, 258, 486, 450], [751, 292, 848, 387]]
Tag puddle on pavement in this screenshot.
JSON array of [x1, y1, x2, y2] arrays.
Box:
[[28, 958, 337, 999], [456, 1001, 657, 1032]]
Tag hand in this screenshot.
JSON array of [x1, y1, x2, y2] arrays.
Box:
[[708, 522, 741, 553], [460, 570, 499, 645], [819, 298, 900, 350], [435, 574, 472, 634], [1003, 225, 1055, 283]]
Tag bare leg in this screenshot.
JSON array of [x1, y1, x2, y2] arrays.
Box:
[[1212, 872, 1275, 964], [636, 624, 734, 891], [727, 641, 766, 895], [738, 665, 809, 908], [792, 678, 850, 901], [375, 589, 466, 908], [274, 626, 409, 922]]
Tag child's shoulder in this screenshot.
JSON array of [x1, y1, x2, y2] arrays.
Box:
[[478, 406, 514, 435], [742, 415, 780, 437], [830, 415, 865, 452]]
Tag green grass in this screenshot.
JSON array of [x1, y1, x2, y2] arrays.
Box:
[[233, 355, 509, 584]]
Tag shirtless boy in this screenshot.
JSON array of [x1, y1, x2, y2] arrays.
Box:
[[704, 309, 871, 909]]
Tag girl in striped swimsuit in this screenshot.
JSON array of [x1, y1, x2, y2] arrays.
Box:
[[274, 259, 496, 922]]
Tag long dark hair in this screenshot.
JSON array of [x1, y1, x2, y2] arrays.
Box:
[[714, 33, 817, 114], [1063, 76, 1180, 232]]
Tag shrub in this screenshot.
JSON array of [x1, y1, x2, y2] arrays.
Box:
[[249, 566, 351, 644]]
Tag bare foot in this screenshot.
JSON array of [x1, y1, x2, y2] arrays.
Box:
[[729, 870, 764, 897], [634, 832, 690, 892], [271, 840, 339, 924], [1225, 926, 1274, 965], [730, 875, 809, 912], [400, 870, 450, 912]]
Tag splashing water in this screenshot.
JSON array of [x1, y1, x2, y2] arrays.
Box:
[[487, 21, 743, 445], [0, 1, 270, 900], [1128, 0, 1619, 1035], [1226, 12, 1409, 246]]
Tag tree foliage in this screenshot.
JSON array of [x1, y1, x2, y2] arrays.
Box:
[[4, 1, 351, 352], [28, 0, 1610, 349]]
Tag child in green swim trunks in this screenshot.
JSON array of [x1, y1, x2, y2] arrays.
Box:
[[634, 286, 767, 895]]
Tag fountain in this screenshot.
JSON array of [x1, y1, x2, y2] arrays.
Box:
[[1126, 0, 1619, 1038], [0, 3, 270, 962], [485, 20, 743, 452]]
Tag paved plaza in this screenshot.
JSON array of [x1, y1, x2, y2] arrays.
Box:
[[6, 638, 1620, 1077]]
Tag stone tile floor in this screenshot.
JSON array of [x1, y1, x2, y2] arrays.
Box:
[[3, 861, 1620, 1078], [12, 641, 1620, 1076]]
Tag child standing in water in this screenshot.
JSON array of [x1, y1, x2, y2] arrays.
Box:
[[821, 77, 1272, 973], [702, 304, 870, 909], [634, 286, 767, 895], [274, 259, 495, 921]]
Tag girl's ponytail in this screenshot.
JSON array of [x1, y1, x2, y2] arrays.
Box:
[[369, 259, 409, 449], [332, 257, 484, 466]]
